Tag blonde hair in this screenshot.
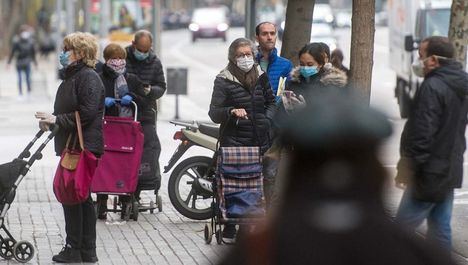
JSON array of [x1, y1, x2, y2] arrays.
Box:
[[63, 32, 98, 68]]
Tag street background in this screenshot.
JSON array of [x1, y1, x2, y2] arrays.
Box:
[[1, 24, 468, 265]]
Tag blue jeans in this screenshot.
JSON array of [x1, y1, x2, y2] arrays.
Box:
[[395, 189, 454, 249], [16, 64, 31, 95]]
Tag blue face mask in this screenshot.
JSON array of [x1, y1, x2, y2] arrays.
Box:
[[300, 66, 319, 78], [59, 51, 71, 67], [134, 49, 149, 61]]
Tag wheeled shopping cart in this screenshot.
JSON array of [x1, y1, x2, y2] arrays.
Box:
[[204, 146, 265, 244], [91, 101, 160, 221], [0, 127, 59, 263]]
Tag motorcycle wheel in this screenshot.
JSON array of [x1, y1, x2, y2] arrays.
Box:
[[168, 156, 214, 220]]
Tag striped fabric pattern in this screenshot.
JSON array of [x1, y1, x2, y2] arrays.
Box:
[[216, 146, 264, 220], [220, 146, 261, 165]]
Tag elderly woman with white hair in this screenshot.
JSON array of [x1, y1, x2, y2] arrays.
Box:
[[209, 37, 276, 240], [35, 32, 104, 263]]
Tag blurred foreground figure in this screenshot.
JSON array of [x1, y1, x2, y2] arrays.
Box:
[[218, 93, 457, 265]]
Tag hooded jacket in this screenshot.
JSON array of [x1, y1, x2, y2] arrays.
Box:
[[125, 46, 166, 124], [273, 66, 348, 128], [287, 65, 348, 98], [53, 61, 105, 156], [397, 61, 468, 201], [209, 66, 276, 154]]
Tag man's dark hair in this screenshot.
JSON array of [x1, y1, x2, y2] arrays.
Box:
[[422, 36, 455, 60], [255, 22, 276, 36], [299, 42, 327, 66]]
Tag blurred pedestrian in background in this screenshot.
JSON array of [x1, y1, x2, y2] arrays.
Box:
[[331, 48, 350, 78], [218, 93, 457, 265], [7, 25, 37, 100], [35, 32, 104, 263], [119, 4, 136, 31], [209, 37, 276, 241], [96, 43, 150, 219], [395, 36, 468, 249], [125, 30, 166, 202]]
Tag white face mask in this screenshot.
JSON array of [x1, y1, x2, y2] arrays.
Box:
[[236, 56, 255, 72], [411, 59, 425, 77], [20, 31, 31, 40]]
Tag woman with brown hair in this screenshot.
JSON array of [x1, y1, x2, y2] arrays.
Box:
[[35, 32, 104, 263], [96, 43, 149, 219]]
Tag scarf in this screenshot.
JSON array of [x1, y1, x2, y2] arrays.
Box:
[[227, 61, 259, 90], [107, 59, 132, 117]]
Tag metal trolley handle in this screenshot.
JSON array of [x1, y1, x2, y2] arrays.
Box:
[[103, 100, 138, 122]]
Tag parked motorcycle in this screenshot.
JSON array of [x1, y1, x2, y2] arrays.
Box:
[[164, 120, 218, 220]]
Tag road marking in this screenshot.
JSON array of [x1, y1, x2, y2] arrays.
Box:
[[455, 191, 468, 197], [454, 199, 468, 205]]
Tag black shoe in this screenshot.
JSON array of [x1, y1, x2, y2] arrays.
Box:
[[97, 210, 107, 220], [81, 248, 98, 263], [223, 224, 237, 243], [52, 245, 82, 263], [97, 200, 108, 220]]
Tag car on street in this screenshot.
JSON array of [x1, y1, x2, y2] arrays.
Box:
[[188, 7, 229, 42], [278, 3, 335, 40]]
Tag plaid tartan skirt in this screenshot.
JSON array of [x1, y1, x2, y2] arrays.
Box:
[[216, 146, 265, 221]]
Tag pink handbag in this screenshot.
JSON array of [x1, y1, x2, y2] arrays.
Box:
[[53, 111, 98, 205]]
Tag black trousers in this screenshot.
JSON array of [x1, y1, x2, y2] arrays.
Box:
[[62, 195, 96, 250], [138, 122, 161, 192]]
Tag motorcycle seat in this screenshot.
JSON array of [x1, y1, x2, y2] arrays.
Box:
[[198, 123, 220, 139]]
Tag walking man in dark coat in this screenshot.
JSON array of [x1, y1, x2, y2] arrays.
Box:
[[395, 36, 468, 249], [125, 30, 166, 197]]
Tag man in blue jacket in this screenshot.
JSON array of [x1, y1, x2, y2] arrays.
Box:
[[255, 22, 292, 207], [255, 22, 293, 100]]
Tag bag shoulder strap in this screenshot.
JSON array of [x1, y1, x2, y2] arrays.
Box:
[[75, 111, 84, 150]]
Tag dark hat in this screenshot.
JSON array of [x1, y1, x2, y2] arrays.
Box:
[[279, 92, 392, 150]]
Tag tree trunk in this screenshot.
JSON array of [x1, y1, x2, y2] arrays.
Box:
[[280, 0, 314, 65], [448, 0, 467, 66], [1, 0, 24, 58], [349, 0, 375, 105]]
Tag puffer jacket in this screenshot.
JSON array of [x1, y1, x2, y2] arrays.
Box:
[[125, 46, 166, 124], [53, 61, 105, 156], [209, 66, 276, 154], [397, 61, 468, 201], [100, 64, 149, 119], [256, 47, 293, 96]]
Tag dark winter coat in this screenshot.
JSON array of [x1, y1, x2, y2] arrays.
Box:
[[208, 66, 276, 154], [396, 61, 468, 202], [274, 66, 348, 129], [99, 64, 147, 119], [53, 61, 105, 156], [8, 38, 37, 68], [287, 65, 348, 99], [125, 46, 166, 124], [256, 47, 293, 96]]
